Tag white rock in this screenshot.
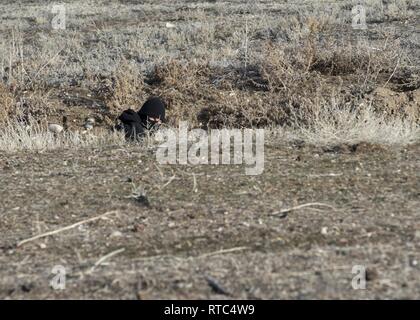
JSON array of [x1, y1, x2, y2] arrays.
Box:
[[166, 22, 176, 29], [48, 123, 64, 134], [110, 231, 123, 238], [84, 123, 94, 131]]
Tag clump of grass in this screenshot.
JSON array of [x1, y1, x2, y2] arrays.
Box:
[[0, 83, 16, 124], [291, 101, 419, 146], [93, 59, 146, 113], [0, 82, 56, 126], [148, 60, 288, 128], [0, 0, 418, 150], [0, 119, 126, 152]]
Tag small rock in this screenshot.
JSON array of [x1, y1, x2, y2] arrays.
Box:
[[338, 238, 348, 245], [321, 227, 328, 235], [85, 117, 95, 124], [110, 231, 123, 238], [84, 122, 94, 131], [48, 123, 64, 134], [166, 22, 176, 28]]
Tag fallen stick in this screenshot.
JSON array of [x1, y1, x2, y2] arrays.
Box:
[[196, 246, 248, 259], [89, 248, 126, 273], [309, 173, 343, 177], [192, 173, 198, 193], [272, 202, 337, 215], [17, 210, 119, 247], [160, 175, 176, 190]]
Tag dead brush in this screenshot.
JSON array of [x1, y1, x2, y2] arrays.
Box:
[[259, 42, 317, 94], [0, 117, 126, 152], [254, 28, 417, 126], [308, 40, 403, 86], [0, 88, 56, 127], [150, 60, 217, 127], [17, 89, 56, 121], [94, 59, 146, 113], [0, 83, 16, 125], [150, 60, 289, 128], [387, 63, 420, 92], [289, 98, 420, 146], [198, 90, 288, 128]]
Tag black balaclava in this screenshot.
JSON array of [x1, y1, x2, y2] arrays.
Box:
[[138, 97, 166, 130], [117, 109, 145, 140]]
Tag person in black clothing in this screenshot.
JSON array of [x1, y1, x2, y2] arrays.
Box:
[[138, 96, 165, 130], [116, 97, 166, 140], [116, 109, 144, 139]]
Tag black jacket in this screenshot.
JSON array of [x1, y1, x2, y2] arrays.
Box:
[[116, 109, 146, 140]]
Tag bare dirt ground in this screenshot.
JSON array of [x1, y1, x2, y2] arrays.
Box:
[[0, 141, 419, 299], [0, 0, 419, 299]]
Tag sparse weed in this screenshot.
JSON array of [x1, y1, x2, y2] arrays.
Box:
[[0, 0, 419, 150], [0, 119, 126, 152]]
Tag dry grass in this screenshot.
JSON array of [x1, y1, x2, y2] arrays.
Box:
[[1, 106, 417, 152], [0, 0, 419, 149], [290, 101, 420, 146], [0, 119, 126, 152], [1, 0, 419, 300], [93, 59, 147, 113], [0, 83, 16, 123]]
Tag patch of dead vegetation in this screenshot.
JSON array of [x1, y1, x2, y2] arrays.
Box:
[[371, 87, 420, 121], [140, 36, 419, 130], [321, 142, 388, 154], [148, 60, 286, 128], [92, 59, 147, 114], [0, 82, 57, 126], [0, 83, 15, 124], [0, 0, 418, 147]]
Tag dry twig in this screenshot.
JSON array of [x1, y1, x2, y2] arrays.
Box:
[[271, 202, 337, 216], [17, 210, 119, 247], [89, 248, 126, 273]]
